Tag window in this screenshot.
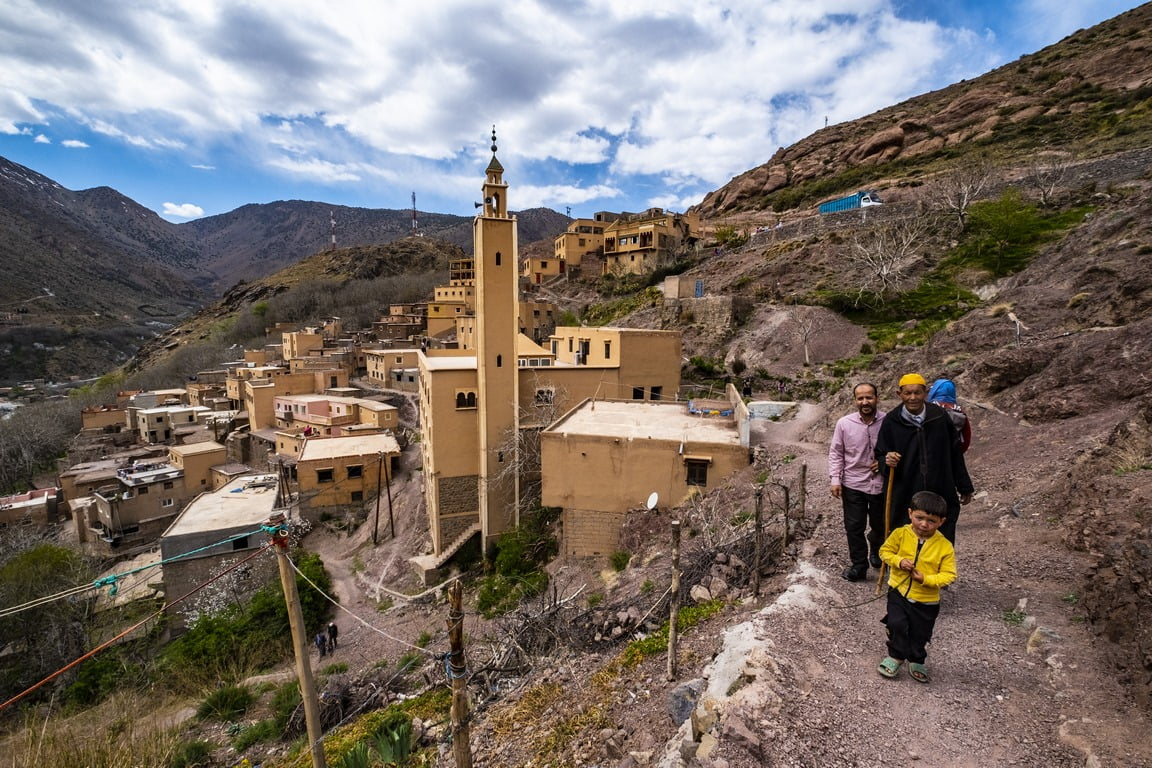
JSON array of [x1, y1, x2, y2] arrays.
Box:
[[495, 251, 502, 266], [650, 386, 663, 401], [534, 388, 554, 406], [138, 486, 149, 495], [604, 341, 611, 359], [541, 261, 548, 269], [350, 490, 364, 503], [455, 391, 478, 409], [163, 481, 174, 489], [232, 536, 249, 551], [161, 498, 174, 508], [317, 468, 334, 483], [347, 465, 363, 479], [686, 460, 709, 487], [496, 354, 502, 367], [632, 386, 644, 400]]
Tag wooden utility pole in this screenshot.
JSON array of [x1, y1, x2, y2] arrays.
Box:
[[373, 452, 383, 545], [446, 580, 473, 767], [267, 512, 327, 768], [384, 454, 395, 539], [752, 486, 763, 598], [798, 463, 807, 517], [667, 519, 681, 681]]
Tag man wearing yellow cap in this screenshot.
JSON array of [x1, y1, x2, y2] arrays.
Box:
[[874, 373, 973, 543]]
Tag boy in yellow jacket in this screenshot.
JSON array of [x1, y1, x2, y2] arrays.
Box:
[[877, 490, 956, 683]]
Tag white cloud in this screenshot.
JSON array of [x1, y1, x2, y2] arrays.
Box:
[[0, 0, 1139, 215], [60, 139, 88, 148], [34, 134, 49, 144], [191, 163, 216, 171], [162, 202, 205, 219]]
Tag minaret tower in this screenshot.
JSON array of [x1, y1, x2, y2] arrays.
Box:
[[474, 126, 520, 545]]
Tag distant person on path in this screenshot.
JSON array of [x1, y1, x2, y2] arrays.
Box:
[[877, 491, 957, 683], [315, 632, 327, 658], [828, 382, 887, 582], [927, 378, 972, 453], [327, 621, 339, 650], [875, 373, 974, 544]]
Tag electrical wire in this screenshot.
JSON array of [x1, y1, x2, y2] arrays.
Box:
[[0, 526, 271, 620], [0, 541, 274, 713], [284, 556, 435, 657]]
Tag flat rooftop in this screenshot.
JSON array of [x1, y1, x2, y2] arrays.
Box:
[[299, 433, 401, 460], [546, 399, 741, 444], [164, 474, 281, 537]]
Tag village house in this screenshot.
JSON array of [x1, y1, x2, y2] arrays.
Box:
[[0, 487, 62, 528], [272, 393, 397, 435], [601, 208, 700, 276], [552, 213, 618, 270], [158, 473, 285, 631], [127, 403, 211, 444], [371, 303, 427, 342], [295, 432, 401, 521], [541, 390, 751, 556], [365, 348, 422, 392], [71, 442, 227, 553]]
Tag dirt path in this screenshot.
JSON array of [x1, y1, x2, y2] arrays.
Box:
[[664, 400, 1152, 767]]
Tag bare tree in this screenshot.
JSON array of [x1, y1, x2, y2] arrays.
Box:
[[1023, 150, 1076, 207], [846, 216, 935, 305], [786, 306, 827, 367], [937, 156, 998, 230], [491, 377, 571, 516]]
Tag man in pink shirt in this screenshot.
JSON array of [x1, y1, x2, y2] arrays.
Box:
[[829, 383, 887, 581]]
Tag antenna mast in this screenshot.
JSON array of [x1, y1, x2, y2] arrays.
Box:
[[411, 191, 418, 234], [329, 210, 336, 251]]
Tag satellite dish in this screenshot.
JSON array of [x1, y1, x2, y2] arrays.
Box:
[[645, 492, 659, 511]]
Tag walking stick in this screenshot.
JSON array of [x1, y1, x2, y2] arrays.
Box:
[[875, 472, 895, 596]]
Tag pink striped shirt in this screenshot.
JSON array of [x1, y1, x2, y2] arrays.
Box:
[[828, 409, 887, 494]]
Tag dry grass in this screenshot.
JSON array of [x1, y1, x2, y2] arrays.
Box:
[[1, 691, 184, 768]]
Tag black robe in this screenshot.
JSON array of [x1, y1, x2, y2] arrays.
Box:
[[874, 403, 973, 542]]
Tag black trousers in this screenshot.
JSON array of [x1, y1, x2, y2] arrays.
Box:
[[842, 486, 885, 569], [882, 588, 940, 664]]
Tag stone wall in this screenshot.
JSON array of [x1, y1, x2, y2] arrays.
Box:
[[562, 508, 627, 557]]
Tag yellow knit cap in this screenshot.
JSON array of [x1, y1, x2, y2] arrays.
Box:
[[898, 373, 927, 388]]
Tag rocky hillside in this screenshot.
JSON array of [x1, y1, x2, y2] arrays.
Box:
[[696, 2, 1152, 218]]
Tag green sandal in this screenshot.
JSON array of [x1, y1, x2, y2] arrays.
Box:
[[877, 656, 903, 678], [908, 663, 930, 683]]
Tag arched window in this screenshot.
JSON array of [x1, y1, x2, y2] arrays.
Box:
[[466, 392, 477, 407], [496, 354, 502, 367], [495, 251, 501, 266], [455, 392, 466, 408]]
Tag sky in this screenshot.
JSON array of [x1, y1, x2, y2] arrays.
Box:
[[0, 1, 1143, 222]]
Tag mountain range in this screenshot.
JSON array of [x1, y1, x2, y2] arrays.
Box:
[[0, 157, 567, 386]]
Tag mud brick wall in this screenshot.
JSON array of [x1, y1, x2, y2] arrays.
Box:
[[562, 508, 627, 557]]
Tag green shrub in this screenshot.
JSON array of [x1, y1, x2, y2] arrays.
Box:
[[371, 710, 414, 765], [323, 662, 349, 674], [475, 508, 559, 618], [336, 741, 373, 768], [64, 651, 140, 709], [610, 550, 631, 572], [159, 549, 333, 690], [232, 718, 280, 751], [168, 740, 213, 768], [197, 684, 255, 721], [270, 681, 302, 730], [622, 600, 727, 667], [396, 651, 424, 674]]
